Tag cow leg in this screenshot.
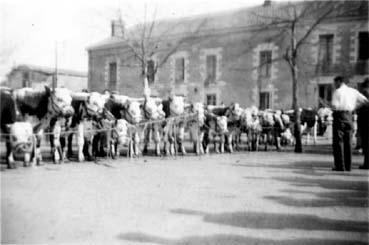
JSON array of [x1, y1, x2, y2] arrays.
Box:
[[24, 152, 31, 167], [199, 132, 205, 154], [220, 135, 225, 153], [6, 139, 16, 169], [67, 133, 74, 158], [7, 152, 15, 169], [34, 132, 43, 166], [143, 127, 150, 155], [177, 125, 186, 155], [133, 131, 140, 157], [153, 128, 161, 156], [228, 134, 233, 153], [77, 123, 85, 162], [170, 139, 175, 156]]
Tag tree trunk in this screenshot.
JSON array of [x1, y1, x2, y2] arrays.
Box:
[[291, 62, 302, 153]]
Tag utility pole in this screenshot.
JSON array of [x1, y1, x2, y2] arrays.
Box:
[[53, 41, 58, 90]]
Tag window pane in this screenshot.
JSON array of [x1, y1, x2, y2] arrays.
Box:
[[259, 51, 272, 78], [175, 58, 185, 83], [206, 55, 217, 83], [206, 94, 216, 105], [318, 34, 334, 71], [259, 92, 270, 110], [358, 32, 369, 60], [147, 60, 155, 84], [109, 62, 117, 90]]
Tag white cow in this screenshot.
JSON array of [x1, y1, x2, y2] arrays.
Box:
[[8, 122, 35, 167]]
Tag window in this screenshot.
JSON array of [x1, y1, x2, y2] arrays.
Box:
[[108, 62, 117, 90], [175, 57, 185, 83], [259, 92, 270, 110], [22, 71, 30, 87], [318, 84, 332, 107], [206, 94, 217, 105], [318, 34, 334, 72], [259, 50, 272, 78], [206, 55, 217, 84], [146, 59, 155, 84], [358, 32, 369, 61]]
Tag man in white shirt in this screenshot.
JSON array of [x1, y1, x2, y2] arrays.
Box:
[[331, 76, 368, 171]]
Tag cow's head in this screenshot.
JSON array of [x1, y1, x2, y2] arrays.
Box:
[[216, 116, 228, 133], [124, 100, 142, 124], [85, 92, 106, 117], [317, 107, 333, 123], [281, 113, 290, 126], [169, 96, 185, 115], [228, 103, 243, 121], [114, 119, 129, 145], [9, 122, 34, 154], [144, 97, 165, 120], [261, 111, 275, 126], [191, 102, 205, 125], [47, 87, 74, 116]]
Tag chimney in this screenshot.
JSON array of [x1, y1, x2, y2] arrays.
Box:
[[263, 0, 272, 6], [111, 19, 125, 38]]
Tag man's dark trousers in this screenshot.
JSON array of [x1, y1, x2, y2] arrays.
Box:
[[360, 112, 369, 168], [333, 111, 353, 171]]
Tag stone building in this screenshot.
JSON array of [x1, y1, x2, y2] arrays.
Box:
[[4, 64, 87, 92], [87, 0, 368, 109]]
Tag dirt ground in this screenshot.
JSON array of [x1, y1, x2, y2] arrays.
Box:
[[1, 151, 368, 244]]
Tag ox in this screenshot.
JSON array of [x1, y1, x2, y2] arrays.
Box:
[[187, 102, 206, 155], [161, 95, 187, 155], [240, 106, 262, 151], [67, 92, 114, 162], [142, 96, 166, 156], [105, 94, 143, 157], [2, 87, 74, 168]]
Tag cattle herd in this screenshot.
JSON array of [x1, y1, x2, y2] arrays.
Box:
[[0, 86, 333, 169]]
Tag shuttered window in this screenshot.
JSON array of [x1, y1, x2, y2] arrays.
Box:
[[108, 62, 117, 90]]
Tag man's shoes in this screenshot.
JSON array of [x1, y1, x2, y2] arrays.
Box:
[[332, 167, 344, 171], [359, 165, 369, 170]]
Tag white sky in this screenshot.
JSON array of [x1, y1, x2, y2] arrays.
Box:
[[0, 0, 267, 81]]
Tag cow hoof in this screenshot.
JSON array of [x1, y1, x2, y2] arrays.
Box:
[[8, 163, 16, 169], [78, 155, 85, 162]]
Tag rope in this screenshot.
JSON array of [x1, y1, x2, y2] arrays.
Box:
[[0, 113, 198, 138]]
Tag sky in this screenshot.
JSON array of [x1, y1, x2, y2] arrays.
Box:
[[0, 0, 266, 81]]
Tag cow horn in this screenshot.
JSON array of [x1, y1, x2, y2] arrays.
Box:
[[112, 94, 129, 105], [127, 97, 145, 103], [71, 92, 89, 101]]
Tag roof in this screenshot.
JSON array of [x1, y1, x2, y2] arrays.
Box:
[[13, 64, 87, 77], [87, 0, 368, 51]]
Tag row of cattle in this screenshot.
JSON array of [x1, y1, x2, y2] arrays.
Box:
[[0, 86, 333, 169]]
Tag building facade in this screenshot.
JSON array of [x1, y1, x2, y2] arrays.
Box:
[[88, 1, 368, 109], [4, 64, 88, 92]]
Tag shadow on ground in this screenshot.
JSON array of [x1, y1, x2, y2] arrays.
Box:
[[169, 209, 368, 232], [118, 233, 367, 245]]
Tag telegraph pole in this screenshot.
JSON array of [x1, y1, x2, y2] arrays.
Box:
[[53, 41, 58, 90]]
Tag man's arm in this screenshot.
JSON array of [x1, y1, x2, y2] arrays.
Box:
[[355, 90, 369, 109], [331, 90, 339, 110]]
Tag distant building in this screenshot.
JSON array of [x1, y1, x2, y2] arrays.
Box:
[[88, 0, 368, 109], [5, 64, 87, 92]]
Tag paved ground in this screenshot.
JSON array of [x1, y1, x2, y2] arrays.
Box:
[[1, 151, 368, 244]]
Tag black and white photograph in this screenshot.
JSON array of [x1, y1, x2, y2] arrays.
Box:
[[0, 0, 368, 244]]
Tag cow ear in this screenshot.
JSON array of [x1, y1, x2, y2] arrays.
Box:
[[45, 86, 52, 95], [5, 124, 12, 132]]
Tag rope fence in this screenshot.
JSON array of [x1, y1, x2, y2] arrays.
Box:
[[0, 113, 199, 138]]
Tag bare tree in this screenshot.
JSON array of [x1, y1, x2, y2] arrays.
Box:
[[115, 7, 207, 95], [246, 1, 354, 153]]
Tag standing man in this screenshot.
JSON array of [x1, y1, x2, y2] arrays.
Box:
[[331, 76, 368, 171], [358, 78, 369, 169]]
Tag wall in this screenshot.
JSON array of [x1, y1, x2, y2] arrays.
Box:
[[88, 19, 368, 109]]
